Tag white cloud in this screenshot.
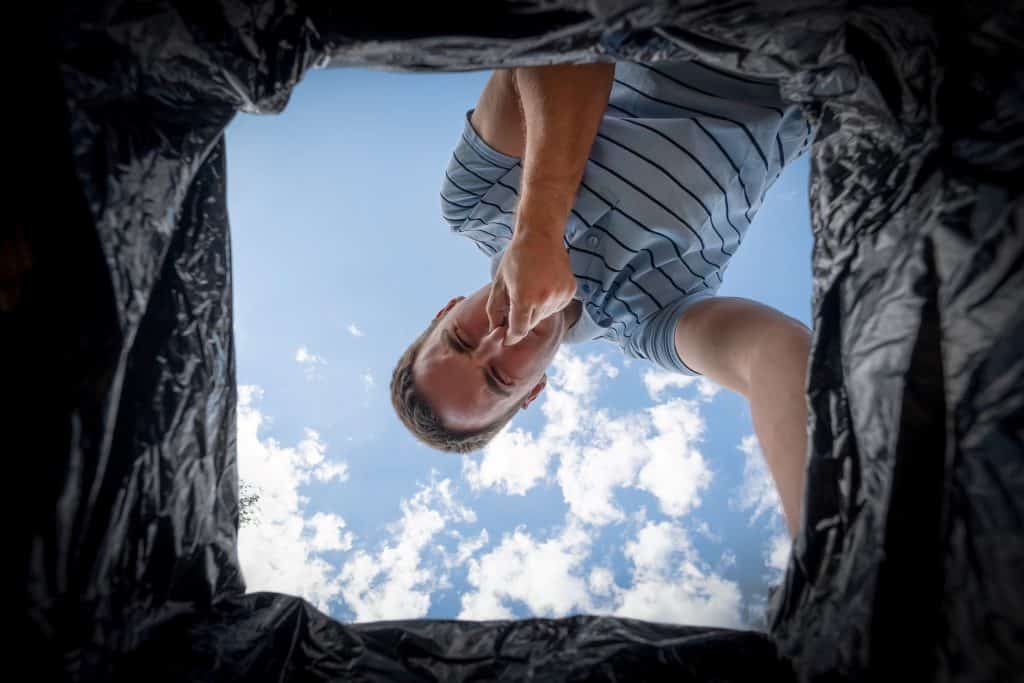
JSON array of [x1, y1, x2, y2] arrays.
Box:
[[588, 567, 615, 596], [347, 323, 365, 337], [237, 388, 482, 621], [442, 529, 490, 569], [556, 411, 651, 525], [694, 519, 722, 543], [361, 372, 375, 390], [643, 370, 697, 397], [554, 350, 619, 395], [635, 400, 712, 517], [340, 476, 475, 621], [462, 349, 713, 525], [643, 368, 719, 402], [236, 386, 350, 610], [766, 532, 791, 577], [613, 521, 743, 628], [456, 515, 743, 628], [732, 436, 791, 612], [555, 395, 711, 525], [459, 517, 593, 620], [295, 346, 325, 365], [295, 346, 327, 381], [308, 512, 355, 552], [314, 460, 350, 483], [732, 435, 784, 524], [463, 428, 551, 495]]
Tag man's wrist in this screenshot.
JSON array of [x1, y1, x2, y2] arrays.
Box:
[[513, 219, 566, 247], [516, 186, 574, 236], [514, 207, 570, 245]]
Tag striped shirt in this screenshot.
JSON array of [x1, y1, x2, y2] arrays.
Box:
[[440, 60, 814, 374]]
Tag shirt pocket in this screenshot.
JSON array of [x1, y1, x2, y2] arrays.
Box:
[[564, 178, 622, 302]]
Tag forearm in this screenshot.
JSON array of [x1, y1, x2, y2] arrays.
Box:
[[513, 63, 614, 241], [746, 320, 811, 538]]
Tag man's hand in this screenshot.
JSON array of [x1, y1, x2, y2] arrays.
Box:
[[487, 229, 576, 345]]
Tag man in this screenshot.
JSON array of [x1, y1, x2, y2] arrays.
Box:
[[391, 61, 815, 536]]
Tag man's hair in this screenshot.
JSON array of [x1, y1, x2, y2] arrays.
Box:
[[390, 315, 520, 454]]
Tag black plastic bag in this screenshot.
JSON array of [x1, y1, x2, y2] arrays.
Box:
[[9, 2, 1021, 680]]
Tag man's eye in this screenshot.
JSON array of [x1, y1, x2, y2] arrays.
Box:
[[492, 368, 512, 386], [454, 329, 472, 349]]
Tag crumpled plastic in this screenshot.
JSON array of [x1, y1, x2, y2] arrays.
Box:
[[9, 1, 1021, 681]]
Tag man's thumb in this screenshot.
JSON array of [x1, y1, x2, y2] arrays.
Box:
[[486, 280, 508, 330]]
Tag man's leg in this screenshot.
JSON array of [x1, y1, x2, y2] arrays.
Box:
[[675, 297, 811, 537]]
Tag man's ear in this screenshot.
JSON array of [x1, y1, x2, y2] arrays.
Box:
[[521, 374, 547, 410], [435, 296, 465, 320]]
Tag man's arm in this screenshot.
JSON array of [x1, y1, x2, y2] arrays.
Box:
[[513, 64, 615, 244], [675, 297, 811, 537], [470, 70, 525, 158], [480, 63, 615, 344]]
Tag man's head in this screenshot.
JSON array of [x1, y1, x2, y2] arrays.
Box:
[[390, 284, 569, 453]]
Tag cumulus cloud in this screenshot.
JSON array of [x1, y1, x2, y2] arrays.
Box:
[[463, 349, 714, 526], [588, 567, 615, 596], [295, 346, 327, 380], [732, 435, 784, 524], [463, 428, 551, 495], [457, 516, 743, 628], [643, 368, 719, 402], [236, 386, 351, 610], [340, 477, 476, 622], [442, 529, 490, 569], [459, 516, 593, 620], [237, 389, 481, 620], [308, 512, 356, 553], [361, 372, 375, 391], [295, 346, 325, 365], [552, 365, 712, 525], [347, 323, 365, 337], [731, 435, 791, 613], [613, 521, 743, 628]]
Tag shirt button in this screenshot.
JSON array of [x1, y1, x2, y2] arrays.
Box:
[[582, 283, 591, 293], [587, 235, 600, 247]]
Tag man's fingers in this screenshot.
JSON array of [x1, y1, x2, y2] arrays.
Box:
[[506, 302, 534, 345], [555, 286, 575, 313], [486, 280, 508, 330]]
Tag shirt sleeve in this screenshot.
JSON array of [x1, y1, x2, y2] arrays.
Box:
[[439, 110, 520, 233], [624, 292, 715, 375]]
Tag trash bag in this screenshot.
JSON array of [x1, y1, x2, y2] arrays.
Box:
[[10, 1, 1021, 680]]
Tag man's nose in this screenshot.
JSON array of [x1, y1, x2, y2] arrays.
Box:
[[475, 326, 506, 359]]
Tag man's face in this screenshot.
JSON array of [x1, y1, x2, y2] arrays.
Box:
[[413, 284, 564, 432]]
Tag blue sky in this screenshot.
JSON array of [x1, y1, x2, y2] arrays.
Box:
[[227, 66, 811, 627]]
